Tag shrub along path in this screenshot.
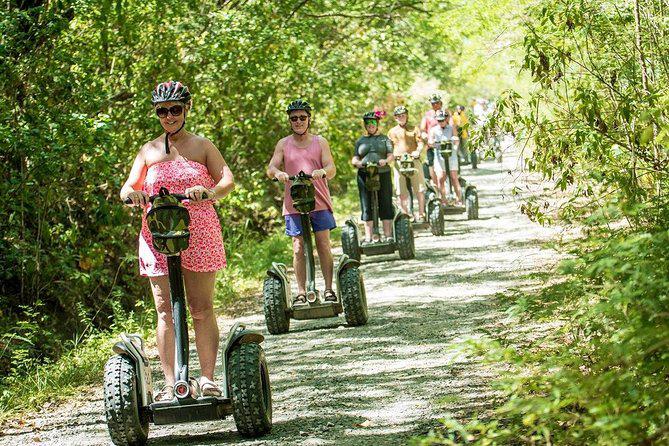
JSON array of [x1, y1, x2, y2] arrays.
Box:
[[0, 146, 564, 446]]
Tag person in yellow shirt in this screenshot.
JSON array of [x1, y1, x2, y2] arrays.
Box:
[[452, 105, 470, 164]]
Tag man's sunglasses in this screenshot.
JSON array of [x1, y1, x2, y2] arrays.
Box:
[[155, 105, 184, 118], [290, 115, 309, 122]]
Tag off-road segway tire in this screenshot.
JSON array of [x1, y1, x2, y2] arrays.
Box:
[[471, 150, 478, 169], [104, 355, 149, 446], [341, 224, 361, 261], [429, 202, 444, 236], [228, 343, 273, 438], [395, 217, 415, 260], [466, 191, 479, 220], [340, 266, 368, 326], [262, 276, 290, 335]]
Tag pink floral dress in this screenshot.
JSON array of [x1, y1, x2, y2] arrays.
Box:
[[138, 157, 226, 277]]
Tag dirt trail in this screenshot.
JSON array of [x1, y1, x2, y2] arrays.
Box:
[[1, 145, 563, 446]]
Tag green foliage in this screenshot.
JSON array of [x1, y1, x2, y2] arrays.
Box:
[[420, 228, 669, 445], [0, 0, 459, 382], [481, 0, 669, 226]]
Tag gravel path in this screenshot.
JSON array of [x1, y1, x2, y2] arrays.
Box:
[[1, 144, 562, 446]]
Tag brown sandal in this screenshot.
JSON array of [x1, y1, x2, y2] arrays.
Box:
[[324, 289, 337, 302], [293, 293, 308, 305]]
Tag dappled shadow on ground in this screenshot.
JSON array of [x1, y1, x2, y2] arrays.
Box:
[[0, 153, 562, 446]]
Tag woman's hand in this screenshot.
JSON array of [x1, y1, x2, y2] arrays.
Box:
[[311, 169, 327, 179], [185, 185, 212, 202], [352, 160, 363, 169], [123, 190, 149, 206], [378, 159, 387, 167]]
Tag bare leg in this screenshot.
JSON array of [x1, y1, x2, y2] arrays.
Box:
[[292, 236, 306, 294], [450, 170, 462, 204], [183, 270, 218, 381], [429, 165, 437, 189], [314, 230, 334, 290], [363, 221, 373, 241], [149, 275, 175, 385], [382, 219, 393, 237], [399, 193, 409, 214], [417, 191, 426, 217], [436, 170, 448, 203]]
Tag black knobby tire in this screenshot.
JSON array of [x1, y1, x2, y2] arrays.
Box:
[[471, 150, 478, 169], [228, 343, 273, 438], [429, 201, 444, 236], [103, 355, 149, 446], [466, 191, 479, 220], [395, 217, 415, 260], [341, 224, 361, 261], [340, 266, 368, 326], [262, 276, 290, 335]]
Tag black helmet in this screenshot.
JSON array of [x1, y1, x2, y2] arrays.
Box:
[[429, 93, 442, 104], [286, 99, 312, 116], [435, 110, 447, 121], [152, 81, 191, 105], [393, 105, 408, 116], [362, 111, 378, 121]]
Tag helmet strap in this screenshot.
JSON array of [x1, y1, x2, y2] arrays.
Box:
[[164, 119, 186, 154]]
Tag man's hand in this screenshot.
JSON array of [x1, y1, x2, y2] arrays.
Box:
[[411, 150, 421, 159], [311, 168, 326, 179]]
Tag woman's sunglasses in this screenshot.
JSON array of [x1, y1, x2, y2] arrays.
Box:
[[289, 115, 309, 122], [364, 119, 378, 126], [155, 105, 184, 118]]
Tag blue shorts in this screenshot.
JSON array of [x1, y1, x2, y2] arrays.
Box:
[[285, 210, 337, 237]]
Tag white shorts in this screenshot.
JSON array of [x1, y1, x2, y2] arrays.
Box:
[[434, 146, 459, 175]]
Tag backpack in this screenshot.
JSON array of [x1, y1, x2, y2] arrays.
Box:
[[146, 187, 191, 255]]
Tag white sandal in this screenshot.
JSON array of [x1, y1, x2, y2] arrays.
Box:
[[199, 376, 222, 397]]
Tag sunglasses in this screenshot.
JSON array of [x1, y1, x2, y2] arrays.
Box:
[[155, 105, 184, 118], [290, 115, 309, 122], [364, 120, 378, 126]]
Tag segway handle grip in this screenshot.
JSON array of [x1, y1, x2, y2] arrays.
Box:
[[123, 191, 209, 205]]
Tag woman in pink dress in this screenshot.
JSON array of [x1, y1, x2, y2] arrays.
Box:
[[119, 81, 234, 401]]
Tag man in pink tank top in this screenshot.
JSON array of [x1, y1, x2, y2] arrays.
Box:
[[267, 99, 338, 305]]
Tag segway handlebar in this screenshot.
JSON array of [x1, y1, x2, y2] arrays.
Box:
[[271, 171, 314, 182], [123, 191, 209, 206]]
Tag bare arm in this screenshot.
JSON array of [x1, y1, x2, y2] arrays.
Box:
[[120, 147, 148, 205], [316, 136, 336, 179], [267, 139, 288, 182], [420, 116, 428, 139], [414, 126, 425, 156], [204, 140, 235, 201]]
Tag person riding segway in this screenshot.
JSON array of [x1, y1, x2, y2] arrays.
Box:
[[109, 81, 272, 445], [428, 110, 480, 220], [387, 105, 429, 225], [264, 100, 367, 334], [342, 111, 415, 261]]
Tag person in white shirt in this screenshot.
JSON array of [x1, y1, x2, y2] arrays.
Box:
[[428, 110, 462, 205]]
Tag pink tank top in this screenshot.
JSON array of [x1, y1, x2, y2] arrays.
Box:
[[424, 109, 439, 136], [282, 135, 334, 216]]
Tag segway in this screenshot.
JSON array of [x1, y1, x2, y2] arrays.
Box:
[[436, 138, 479, 220], [396, 153, 442, 235], [105, 188, 272, 446], [263, 171, 367, 335], [342, 162, 415, 261]]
